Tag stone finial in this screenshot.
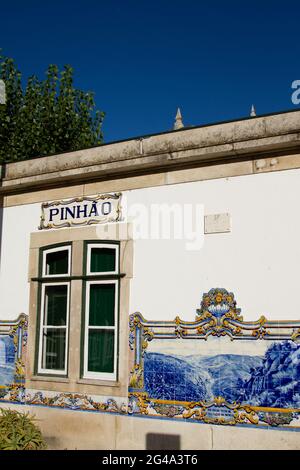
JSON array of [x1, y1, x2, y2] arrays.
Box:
[[173, 108, 184, 130], [0, 80, 6, 104], [250, 104, 256, 117]]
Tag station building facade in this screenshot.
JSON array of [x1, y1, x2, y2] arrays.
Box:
[[1, 110, 300, 449]]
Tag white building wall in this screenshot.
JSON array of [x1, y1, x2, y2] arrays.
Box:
[[1, 168, 300, 322], [129, 168, 300, 321], [0, 203, 40, 319]]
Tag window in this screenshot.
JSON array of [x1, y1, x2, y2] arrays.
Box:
[[30, 230, 130, 392], [37, 245, 71, 375], [83, 243, 119, 380]]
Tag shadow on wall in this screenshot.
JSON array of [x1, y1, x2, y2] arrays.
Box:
[[146, 433, 181, 450]]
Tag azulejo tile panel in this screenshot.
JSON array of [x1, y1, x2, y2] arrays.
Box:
[[128, 288, 300, 430]]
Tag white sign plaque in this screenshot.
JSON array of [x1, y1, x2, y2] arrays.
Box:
[[39, 193, 122, 230]]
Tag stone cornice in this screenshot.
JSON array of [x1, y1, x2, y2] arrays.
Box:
[[1, 110, 300, 195]]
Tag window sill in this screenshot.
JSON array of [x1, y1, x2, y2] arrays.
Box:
[[76, 378, 121, 387], [30, 375, 70, 384]]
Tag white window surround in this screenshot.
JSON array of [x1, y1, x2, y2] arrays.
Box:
[[42, 245, 72, 278], [83, 279, 118, 381], [37, 281, 70, 376], [86, 243, 119, 275]]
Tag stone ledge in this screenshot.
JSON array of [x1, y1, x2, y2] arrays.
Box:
[[1, 110, 300, 195]]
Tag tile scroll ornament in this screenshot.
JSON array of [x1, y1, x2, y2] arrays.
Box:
[[24, 391, 127, 414], [128, 288, 300, 430]]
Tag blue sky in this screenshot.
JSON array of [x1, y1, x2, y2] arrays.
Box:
[[1, 0, 299, 143]]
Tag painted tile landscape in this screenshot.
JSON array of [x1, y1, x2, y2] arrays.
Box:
[[144, 339, 300, 409], [0, 335, 15, 388]]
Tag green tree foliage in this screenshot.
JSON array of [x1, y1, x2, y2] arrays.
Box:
[[0, 54, 105, 163]]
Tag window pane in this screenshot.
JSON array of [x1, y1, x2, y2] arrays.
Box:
[[42, 328, 66, 370], [46, 249, 69, 275], [90, 247, 116, 273], [89, 284, 115, 326], [88, 329, 114, 373], [44, 285, 68, 326]]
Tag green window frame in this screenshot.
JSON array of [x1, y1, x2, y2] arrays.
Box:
[[83, 243, 119, 380]]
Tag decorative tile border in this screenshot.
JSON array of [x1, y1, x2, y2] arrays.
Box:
[[25, 389, 127, 414]]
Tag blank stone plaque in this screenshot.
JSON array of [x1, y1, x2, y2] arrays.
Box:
[[204, 213, 231, 234]]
